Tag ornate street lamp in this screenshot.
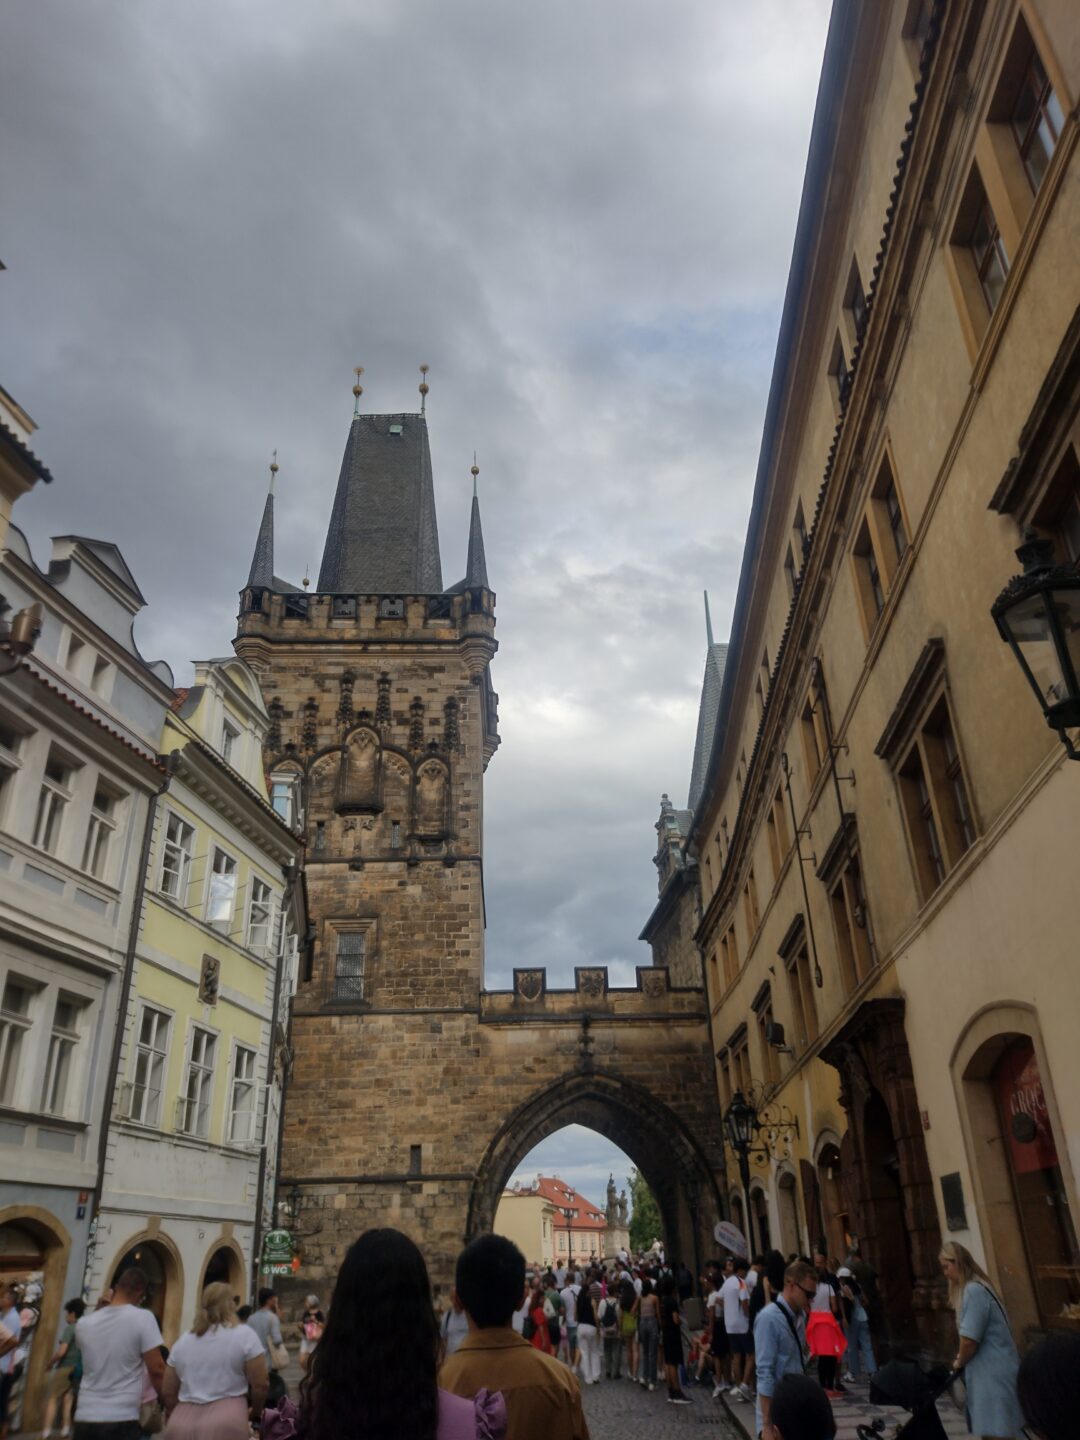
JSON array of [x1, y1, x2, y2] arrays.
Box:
[[992, 532, 1080, 759], [723, 1085, 801, 1261], [280, 1183, 302, 1227], [561, 1206, 575, 1269]]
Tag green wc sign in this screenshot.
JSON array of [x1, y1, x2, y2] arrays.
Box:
[[261, 1228, 297, 1275]]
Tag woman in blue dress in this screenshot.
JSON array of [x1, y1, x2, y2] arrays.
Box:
[[940, 1241, 1023, 1440]]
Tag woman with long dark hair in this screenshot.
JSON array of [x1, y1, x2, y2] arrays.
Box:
[[293, 1229, 504, 1440]]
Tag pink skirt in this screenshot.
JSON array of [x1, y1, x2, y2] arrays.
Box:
[[166, 1396, 250, 1440]]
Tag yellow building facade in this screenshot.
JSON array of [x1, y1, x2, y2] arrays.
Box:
[[691, 0, 1080, 1358], [91, 657, 304, 1339]]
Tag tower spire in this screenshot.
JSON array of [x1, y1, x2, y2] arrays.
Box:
[[246, 453, 277, 590], [704, 589, 714, 647], [352, 366, 364, 417], [465, 458, 488, 589], [419, 364, 430, 416]]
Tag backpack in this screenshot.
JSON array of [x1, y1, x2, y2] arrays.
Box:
[[601, 1299, 618, 1329]]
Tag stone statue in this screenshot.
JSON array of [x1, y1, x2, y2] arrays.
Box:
[[618, 1190, 629, 1226]]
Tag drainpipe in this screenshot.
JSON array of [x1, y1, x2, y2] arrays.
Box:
[[91, 750, 177, 1270], [781, 751, 823, 988], [250, 862, 301, 1302]]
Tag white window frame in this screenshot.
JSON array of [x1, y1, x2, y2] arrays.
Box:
[[221, 719, 240, 766], [129, 1003, 172, 1126], [40, 994, 85, 1116], [177, 1023, 218, 1138], [0, 976, 39, 1109], [227, 1043, 259, 1144], [159, 811, 196, 902], [269, 774, 298, 827], [247, 877, 274, 952], [206, 847, 238, 927], [33, 752, 75, 855], [81, 783, 122, 881]]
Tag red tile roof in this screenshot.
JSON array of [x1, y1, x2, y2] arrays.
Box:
[[169, 687, 190, 711], [504, 1176, 607, 1230]]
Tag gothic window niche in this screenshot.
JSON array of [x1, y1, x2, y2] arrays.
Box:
[[414, 759, 449, 840], [336, 727, 383, 814]]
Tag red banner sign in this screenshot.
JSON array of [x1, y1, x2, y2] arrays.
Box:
[[996, 1041, 1059, 1176]]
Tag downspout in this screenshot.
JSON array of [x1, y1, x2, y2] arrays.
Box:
[[91, 750, 177, 1257], [693, 864, 730, 1229], [781, 751, 823, 987]]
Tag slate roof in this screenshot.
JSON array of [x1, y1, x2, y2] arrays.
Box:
[[247, 490, 274, 589], [317, 413, 443, 594], [465, 491, 489, 589], [687, 642, 729, 814]]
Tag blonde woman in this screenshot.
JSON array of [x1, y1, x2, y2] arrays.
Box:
[[162, 1283, 268, 1440], [939, 1242, 1023, 1440]]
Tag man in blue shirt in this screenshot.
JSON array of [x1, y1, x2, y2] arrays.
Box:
[[753, 1259, 816, 1440]]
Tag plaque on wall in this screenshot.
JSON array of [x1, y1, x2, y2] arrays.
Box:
[[940, 1171, 968, 1231]]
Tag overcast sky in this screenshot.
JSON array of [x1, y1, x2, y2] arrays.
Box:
[[2, 0, 830, 994]]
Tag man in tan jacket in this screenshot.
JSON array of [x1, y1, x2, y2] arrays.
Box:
[[440, 1235, 589, 1440]]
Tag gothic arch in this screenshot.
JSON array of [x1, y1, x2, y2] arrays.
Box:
[[338, 726, 383, 812], [468, 1069, 722, 1278], [105, 1226, 184, 1343], [414, 757, 450, 838], [196, 1234, 248, 1300]]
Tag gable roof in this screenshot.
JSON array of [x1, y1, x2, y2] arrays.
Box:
[[505, 1176, 607, 1229]]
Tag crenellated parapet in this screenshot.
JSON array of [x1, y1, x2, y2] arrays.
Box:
[[480, 964, 707, 1022]]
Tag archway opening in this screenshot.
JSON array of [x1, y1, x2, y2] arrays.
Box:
[[203, 1244, 244, 1297], [0, 1211, 70, 1433], [816, 1142, 848, 1263], [112, 1239, 173, 1328], [497, 1125, 645, 1272], [862, 1090, 915, 1345], [750, 1185, 771, 1256], [469, 1071, 723, 1288]]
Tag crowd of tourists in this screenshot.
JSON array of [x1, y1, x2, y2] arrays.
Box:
[[11, 1233, 1080, 1440]]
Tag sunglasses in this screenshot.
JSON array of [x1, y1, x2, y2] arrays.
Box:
[[799, 1285, 817, 1302]]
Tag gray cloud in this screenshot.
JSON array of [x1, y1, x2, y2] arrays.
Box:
[[2, 0, 829, 989]]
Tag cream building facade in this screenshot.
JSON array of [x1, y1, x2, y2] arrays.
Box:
[[0, 527, 173, 1427], [494, 1177, 608, 1269], [91, 657, 305, 1341], [691, 0, 1080, 1357]]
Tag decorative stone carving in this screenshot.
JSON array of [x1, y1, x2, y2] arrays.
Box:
[[267, 697, 284, 752], [443, 695, 460, 751], [301, 697, 319, 751], [515, 969, 544, 1002], [577, 968, 607, 999], [198, 954, 221, 1006], [337, 728, 383, 814], [639, 967, 668, 998], [375, 672, 392, 730], [408, 696, 425, 750], [337, 670, 355, 731], [415, 759, 448, 838]]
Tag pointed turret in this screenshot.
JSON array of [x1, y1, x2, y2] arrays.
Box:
[[465, 461, 489, 589], [688, 590, 729, 813], [246, 455, 277, 590], [317, 374, 443, 593]]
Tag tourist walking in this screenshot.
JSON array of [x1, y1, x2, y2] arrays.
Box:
[[298, 1295, 324, 1375], [940, 1241, 1023, 1440], [754, 1258, 816, 1440], [617, 1277, 638, 1382], [721, 1258, 752, 1402], [281, 1228, 505, 1440], [836, 1264, 875, 1383], [574, 1282, 601, 1387], [441, 1233, 587, 1439], [160, 1282, 267, 1440], [658, 1274, 690, 1405], [245, 1291, 286, 1403], [441, 1291, 470, 1359], [42, 1297, 85, 1440], [559, 1274, 580, 1373], [73, 1268, 166, 1440], [806, 1255, 846, 1397], [598, 1287, 620, 1379], [636, 1278, 659, 1391]]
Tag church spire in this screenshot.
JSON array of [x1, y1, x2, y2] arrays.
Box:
[[246, 452, 277, 590], [465, 459, 489, 589]]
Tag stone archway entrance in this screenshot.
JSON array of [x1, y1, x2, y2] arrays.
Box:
[[0, 1207, 70, 1434], [109, 1233, 183, 1341], [469, 1069, 723, 1279]]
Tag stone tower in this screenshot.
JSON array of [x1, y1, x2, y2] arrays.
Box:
[[234, 391, 499, 1289]]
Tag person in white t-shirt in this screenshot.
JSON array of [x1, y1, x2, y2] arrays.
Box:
[[162, 1283, 267, 1440], [74, 1268, 165, 1440], [720, 1260, 752, 1400]]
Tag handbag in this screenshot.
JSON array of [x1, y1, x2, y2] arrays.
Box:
[[269, 1339, 290, 1371], [542, 1296, 556, 1320], [139, 1401, 164, 1435], [947, 1371, 966, 1413]]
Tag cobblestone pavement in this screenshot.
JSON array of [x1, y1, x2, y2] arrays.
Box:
[[580, 1376, 742, 1436]]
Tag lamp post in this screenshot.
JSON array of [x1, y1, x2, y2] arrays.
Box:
[[992, 531, 1080, 759], [561, 1206, 575, 1270], [724, 1090, 758, 1258]]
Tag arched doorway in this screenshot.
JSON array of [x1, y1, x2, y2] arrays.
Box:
[[469, 1071, 723, 1284], [816, 1141, 848, 1262], [199, 1241, 246, 1301], [776, 1171, 801, 1258], [109, 1232, 183, 1342], [956, 1016, 1080, 1336], [0, 1207, 70, 1434]]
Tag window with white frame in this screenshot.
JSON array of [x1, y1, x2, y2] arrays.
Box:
[[130, 1005, 171, 1125], [206, 848, 237, 926], [269, 775, 298, 826], [221, 720, 240, 766], [160, 813, 196, 901], [41, 994, 85, 1115], [178, 1026, 217, 1138], [228, 1045, 258, 1143], [0, 977, 37, 1107], [0, 714, 30, 825], [33, 750, 76, 855], [248, 877, 274, 951], [82, 785, 121, 880]]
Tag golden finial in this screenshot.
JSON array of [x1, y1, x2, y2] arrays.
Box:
[[352, 365, 364, 415], [269, 448, 279, 494], [302, 565, 310, 591], [419, 363, 430, 415], [471, 452, 479, 497]]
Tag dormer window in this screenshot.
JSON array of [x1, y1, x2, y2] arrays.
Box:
[[222, 720, 240, 766]]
